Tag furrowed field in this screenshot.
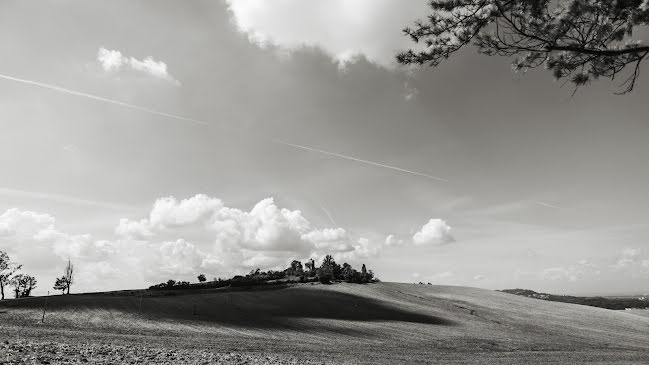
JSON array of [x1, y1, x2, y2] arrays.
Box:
[[1, 282, 648, 364]]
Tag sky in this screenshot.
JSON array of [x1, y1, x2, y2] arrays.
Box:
[[1, 0, 648, 296]]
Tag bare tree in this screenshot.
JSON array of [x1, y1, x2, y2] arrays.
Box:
[[398, 0, 649, 93], [0, 251, 22, 300], [64, 259, 74, 294]]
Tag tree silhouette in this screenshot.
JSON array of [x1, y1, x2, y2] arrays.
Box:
[[57, 259, 74, 294], [322, 255, 335, 267], [11, 274, 37, 298], [288, 260, 304, 276], [197, 274, 207, 282], [0, 251, 21, 300], [342, 263, 354, 282], [53, 277, 67, 294], [398, 0, 649, 93]]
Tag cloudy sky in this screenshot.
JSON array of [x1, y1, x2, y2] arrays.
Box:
[[1, 0, 648, 296]]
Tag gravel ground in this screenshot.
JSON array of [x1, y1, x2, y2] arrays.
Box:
[[0, 339, 323, 365]]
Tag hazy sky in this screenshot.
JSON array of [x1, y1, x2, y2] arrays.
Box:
[[1, 0, 648, 296]]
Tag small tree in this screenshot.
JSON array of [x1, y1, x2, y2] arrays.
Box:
[[287, 260, 304, 276], [197, 274, 206, 282], [10, 275, 21, 298], [0, 251, 21, 300], [53, 277, 67, 294], [54, 259, 74, 295], [342, 263, 354, 282], [22, 275, 37, 297]]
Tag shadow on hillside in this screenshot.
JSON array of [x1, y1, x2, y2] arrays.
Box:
[[0, 287, 453, 329]]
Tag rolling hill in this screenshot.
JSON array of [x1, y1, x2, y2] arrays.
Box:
[[1, 282, 648, 364]]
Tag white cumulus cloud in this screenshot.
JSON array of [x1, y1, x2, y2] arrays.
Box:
[[97, 47, 179, 85], [116, 195, 381, 273], [225, 0, 429, 68], [0, 196, 457, 295], [412, 219, 454, 245], [384, 234, 404, 247]]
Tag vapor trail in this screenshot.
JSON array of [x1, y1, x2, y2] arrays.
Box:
[[0, 74, 208, 126], [319, 205, 339, 227], [533, 201, 561, 209], [0, 186, 137, 211], [273, 140, 449, 182], [0, 73, 447, 182]]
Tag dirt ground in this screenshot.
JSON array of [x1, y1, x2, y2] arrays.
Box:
[[1, 283, 648, 364]]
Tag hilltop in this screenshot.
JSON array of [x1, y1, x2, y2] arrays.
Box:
[[1, 282, 648, 364]]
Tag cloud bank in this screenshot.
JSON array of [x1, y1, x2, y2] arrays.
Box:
[[225, 0, 429, 68], [97, 47, 179, 85], [0, 194, 458, 294]]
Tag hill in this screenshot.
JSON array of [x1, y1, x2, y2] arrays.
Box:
[[1, 283, 648, 364], [501, 288, 649, 310]]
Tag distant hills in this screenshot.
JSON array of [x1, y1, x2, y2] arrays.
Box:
[[501, 288, 649, 310]]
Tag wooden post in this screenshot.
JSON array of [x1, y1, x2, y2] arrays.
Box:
[[138, 293, 143, 317], [41, 291, 49, 323]]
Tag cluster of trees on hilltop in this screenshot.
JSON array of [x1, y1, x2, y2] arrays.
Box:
[[0, 251, 76, 300], [149, 254, 377, 290], [278, 255, 375, 284]]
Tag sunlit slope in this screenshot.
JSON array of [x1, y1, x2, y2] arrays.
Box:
[[2, 283, 648, 362]]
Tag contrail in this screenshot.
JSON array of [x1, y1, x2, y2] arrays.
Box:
[[273, 139, 449, 182], [0, 73, 447, 182], [0, 74, 208, 126], [318, 204, 339, 227], [533, 201, 561, 209], [0, 186, 138, 211]]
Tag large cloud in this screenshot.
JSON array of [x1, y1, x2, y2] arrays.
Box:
[[412, 219, 455, 245], [115, 195, 384, 277], [225, 0, 429, 68], [97, 47, 179, 85]]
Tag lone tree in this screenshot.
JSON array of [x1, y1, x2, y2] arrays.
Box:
[[53, 259, 74, 295], [0, 251, 21, 300], [398, 0, 649, 93], [53, 277, 67, 294], [197, 273, 206, 282]]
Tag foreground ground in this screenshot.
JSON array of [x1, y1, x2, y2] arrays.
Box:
[[1, 282, 648, 364]]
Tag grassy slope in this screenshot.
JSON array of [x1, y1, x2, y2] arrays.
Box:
[[1, 282, 648, 364]]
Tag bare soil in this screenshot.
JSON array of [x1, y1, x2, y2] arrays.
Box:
[[1, 283, 648, 364]]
